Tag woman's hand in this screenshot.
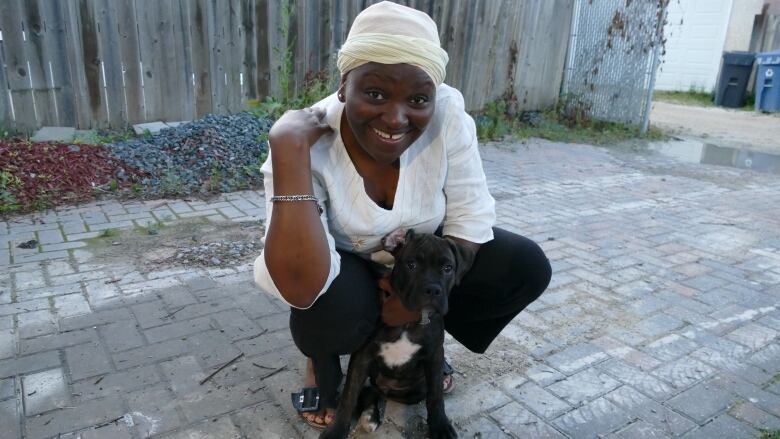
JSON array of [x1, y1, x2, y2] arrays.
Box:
[[379, 273, 422, 327], [268, 107, 332, 151]]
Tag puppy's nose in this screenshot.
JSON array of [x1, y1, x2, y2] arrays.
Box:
[[425, 285, 443, 296]]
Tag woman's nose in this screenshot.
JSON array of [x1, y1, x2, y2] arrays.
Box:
[[382, 103, 408, 128]]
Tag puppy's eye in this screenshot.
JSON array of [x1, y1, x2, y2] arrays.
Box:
[[407, 261, 417, 270], [443, 264, 453, 273]]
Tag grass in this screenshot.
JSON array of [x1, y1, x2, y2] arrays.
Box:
[[473, 95, 669, 145], [653, 87, 756, 110], [99, 228, 117, 238], [760, 430, 780, 439]]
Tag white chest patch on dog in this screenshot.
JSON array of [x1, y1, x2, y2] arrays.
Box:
[[379, 332, 421, 367]]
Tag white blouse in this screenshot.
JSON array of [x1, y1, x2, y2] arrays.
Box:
[[253, 84, 496, 308]]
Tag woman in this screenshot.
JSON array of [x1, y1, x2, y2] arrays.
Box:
[[254, 1, 551, 430]]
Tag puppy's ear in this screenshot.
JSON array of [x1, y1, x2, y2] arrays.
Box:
[[445, 238, 476, 285], [382, 228, 414, 254]]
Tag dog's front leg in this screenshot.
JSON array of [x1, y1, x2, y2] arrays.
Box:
[[424, 343, 457, 439], [319, 345, 372, 439]]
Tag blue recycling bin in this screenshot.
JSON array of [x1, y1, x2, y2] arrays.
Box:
[[755, 50, 780, 112]]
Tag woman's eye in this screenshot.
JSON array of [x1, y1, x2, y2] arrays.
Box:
[[367, 91, 384, 100], [406, 261, 417, 270], [443, 264, 453, 273], [411, 95, 429, 105]]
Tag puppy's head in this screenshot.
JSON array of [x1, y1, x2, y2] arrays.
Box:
[[383, 229, 475, 316]]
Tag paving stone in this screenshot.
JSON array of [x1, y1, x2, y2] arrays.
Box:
[[651, 355, 715, 389], [13, 269, 46, 290], [210, 309, 267, 341], [54, 293, 91, 318], [460, 416, 513, 439], [727, 322, 778, 350], [444, 381, 510, 422], [748, 343, 780, 372], [126, 387, 182, 437], [159, 416, 241, 439], [65, 343, 113, 381], [72, 364, 160, 401], [231, 400, 302, 439], [552, 396, 632, 439], [503, 381, 571, 420], [524, 362, 565, 386], [606, 386, 697, 436], [143, 315, 213, 343], [25, 395, 125, 439], [635, 313, 685, 337], [0, 330, 15, 360], [31, 126, 75, 141], [132, 121, 169, 135], [0, 351, 60, 379], [607, 420, 672, 439], [18, 310, 57, 339], [36, 228, 64, 245], [131, 300, 171, 329], [99, 320, 145, 352], [59, 307, 134, 331], [730, 401, 780, 431], [188, 330, 242, 369], [21, 368, 70, 415], [0, 377, 15, 400], [598, 359, 675, 401], [710, 374, 780, 419], [679, 415, 757, 439], [642, 334, 699, 362], [13, 250, 69, 263], [545, 343, 608, 375], [0, 398, 20, 439], [490, 401, 565, 439], [78, 423, 134, 439], [547, 367, 621, 406], [112, 338, 190, 370]]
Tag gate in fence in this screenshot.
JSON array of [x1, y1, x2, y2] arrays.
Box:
[[562, 0, 668, 132]]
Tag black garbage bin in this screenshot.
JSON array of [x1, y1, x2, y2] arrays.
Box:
[[714, 51, 755, 108]]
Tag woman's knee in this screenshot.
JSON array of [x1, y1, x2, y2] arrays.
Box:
[[490, 228, 552, 300], [288, 252, 380, 357]]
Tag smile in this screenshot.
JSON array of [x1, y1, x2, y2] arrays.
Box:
[[372, 127, 407, 142]]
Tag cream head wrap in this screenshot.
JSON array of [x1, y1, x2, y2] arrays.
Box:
[[337, 1, 449, 85]]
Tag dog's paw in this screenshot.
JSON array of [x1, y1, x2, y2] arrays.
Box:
[[359, 407, 380, 432], [428, 417, 457, 439]]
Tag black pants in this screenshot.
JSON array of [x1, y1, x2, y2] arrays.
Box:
[[289, 227, 551, 408]]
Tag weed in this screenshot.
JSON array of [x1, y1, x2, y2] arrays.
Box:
[[473, 94, 669, 145], [91, 129, 137, 144], [247, 0, 335, 121], [100, 228, 117, 238], [760, 430, 780, 439], [160, 171, 184, 196], [136, 219, 164, 235], [0, 171, 21, 213]]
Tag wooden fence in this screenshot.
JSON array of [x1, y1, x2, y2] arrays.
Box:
[[0, 0, 573, 131]]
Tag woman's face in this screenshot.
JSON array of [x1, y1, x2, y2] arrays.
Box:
[[340, 63, 436, 166]]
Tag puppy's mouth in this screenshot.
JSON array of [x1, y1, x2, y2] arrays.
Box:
[[420, 306, 435, 325]]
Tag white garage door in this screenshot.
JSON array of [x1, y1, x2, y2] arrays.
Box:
[[655, 0, 733, 92]]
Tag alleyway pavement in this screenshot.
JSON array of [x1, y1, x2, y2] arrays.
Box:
[[1, 139, 779, 438]]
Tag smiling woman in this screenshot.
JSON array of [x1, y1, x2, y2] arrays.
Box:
[[252, 1, 551, 432]]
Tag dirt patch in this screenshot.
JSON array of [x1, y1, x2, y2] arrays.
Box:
[[86, 218, 264, 273], [650, 101, 780, 153]]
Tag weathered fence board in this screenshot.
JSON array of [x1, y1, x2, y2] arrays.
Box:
[[0, 0, 576, 131]]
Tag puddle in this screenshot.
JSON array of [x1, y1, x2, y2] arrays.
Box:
[[647, 139, 780, 174]]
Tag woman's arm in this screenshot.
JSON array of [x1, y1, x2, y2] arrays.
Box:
[[263, 108, 332, 308]]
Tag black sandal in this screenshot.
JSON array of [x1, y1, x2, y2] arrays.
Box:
[[292, 387, 330, 430]]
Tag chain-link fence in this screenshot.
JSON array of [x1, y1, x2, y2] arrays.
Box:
[[562, 0, 668, 132]]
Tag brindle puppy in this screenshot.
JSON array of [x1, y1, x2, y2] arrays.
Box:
[[320, 229, 475, 439]]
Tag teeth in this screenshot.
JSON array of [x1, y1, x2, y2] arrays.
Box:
[[373, 128, 405, 141]]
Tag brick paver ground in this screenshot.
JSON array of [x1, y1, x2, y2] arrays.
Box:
[[1, 139, 779, 438]]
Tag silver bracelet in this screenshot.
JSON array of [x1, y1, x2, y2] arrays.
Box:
[[270, 194, 324, 215]]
